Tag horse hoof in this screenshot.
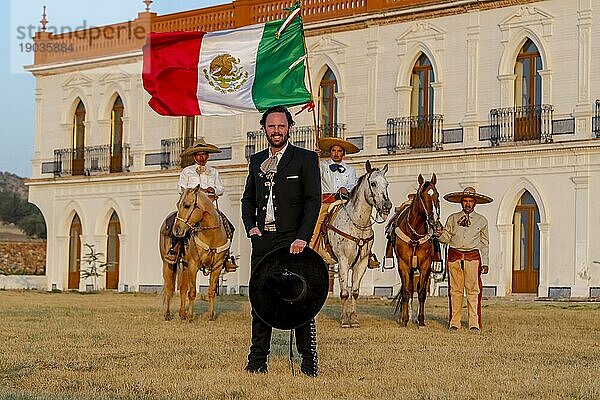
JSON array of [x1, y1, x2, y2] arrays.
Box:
[[341, 321, 351, 328], [164, 313, 173, 321], [350, 321, 360, 328]]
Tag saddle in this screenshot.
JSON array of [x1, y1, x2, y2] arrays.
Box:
[[315, 203, 343, 264], [384, 202, 442, 262]]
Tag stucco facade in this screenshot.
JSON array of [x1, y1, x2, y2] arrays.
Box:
[[27, 0, 600, 297]]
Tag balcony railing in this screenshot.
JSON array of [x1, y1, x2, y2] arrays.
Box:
[[593, 100, 600, 139], [160, 138, 184, 169], [245, 123, 346, 160], [489, 105, 553, 145], [53, 144, 131, 176], [385, 114, 443, 153]]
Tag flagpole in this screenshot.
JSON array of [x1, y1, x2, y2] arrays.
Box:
[[302, 35, 320, 153]]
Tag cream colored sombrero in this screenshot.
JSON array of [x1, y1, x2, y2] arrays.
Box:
[[317, 137, 359, 155], [181, 137, 221, 156], [443, 187, 493, 204]]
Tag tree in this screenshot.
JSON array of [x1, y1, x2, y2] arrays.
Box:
[[80, 243, 112, 291]]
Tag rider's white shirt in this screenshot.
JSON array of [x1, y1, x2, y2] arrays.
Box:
[[320, 159, 357, 194], [178, 164, 224, 196]]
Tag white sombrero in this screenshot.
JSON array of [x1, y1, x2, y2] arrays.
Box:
[[317, 137, 359, 155], [443, 187, 493, 204], [181, 137, 221, 156]]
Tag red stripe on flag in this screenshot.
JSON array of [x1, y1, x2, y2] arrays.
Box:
[[142, 32, 205, 116]]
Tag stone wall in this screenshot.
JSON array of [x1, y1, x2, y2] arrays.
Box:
[[0, 241, 46, 275]]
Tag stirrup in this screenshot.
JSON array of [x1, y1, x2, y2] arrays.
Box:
[[224, 256, 238, 272], [165, 249, 179, 264], [368, 253, 380, 269]]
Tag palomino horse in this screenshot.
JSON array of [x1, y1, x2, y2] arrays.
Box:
[[388, 174, 440, 326], [317, 161, 392, 328], [159, 186, 230, 321]]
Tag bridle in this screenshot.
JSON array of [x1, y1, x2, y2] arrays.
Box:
[[407, 182, 440, 239], [343, 170, 390, 229], [175, 191, 201, 231], [175, 191, 221, 233]]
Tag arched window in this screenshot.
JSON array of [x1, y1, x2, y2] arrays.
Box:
[[319, 67, 338, 137], [514, 39, 543, 141], [512, 190, 540, 293], [180, 116, 197, 168], [106, 211, 121, 290], [72, 100, 86, 176], [515, 39, 542, 108], [410, 53, 435, 148], [68, 214, 82, 290], [110, 96, 124, 173]]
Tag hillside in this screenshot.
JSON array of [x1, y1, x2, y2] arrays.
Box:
[[0, 172, 28, 200], [0, 172, 46, 239]]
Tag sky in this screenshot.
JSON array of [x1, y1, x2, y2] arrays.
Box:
[[0, 0, 229, 178]]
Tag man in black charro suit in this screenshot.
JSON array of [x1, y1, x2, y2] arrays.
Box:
[[241, 105, 321, 376]]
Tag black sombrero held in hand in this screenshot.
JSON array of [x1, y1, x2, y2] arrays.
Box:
[[249, 246, 329, 330]]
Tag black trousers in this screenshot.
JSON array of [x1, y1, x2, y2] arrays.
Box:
[[247, 231, 318, 369]]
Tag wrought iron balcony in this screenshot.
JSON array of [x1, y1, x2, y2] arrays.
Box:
[[593, 100, 600, 139], [160, 137, 184, 169], [245, 123, 346, 160], [489, 104, 554, 145], [385, 115, 444, 153], [53, 144, 131, 176]]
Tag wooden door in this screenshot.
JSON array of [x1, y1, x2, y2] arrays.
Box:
[[68, 215, 82, 290], [110, 96, 124, 173], [512, 203, 540, 293], [106, 212, 121, 289], [410, 118, 433, 148], [514, 109, 541, 141], [72, 101, 86, 176]]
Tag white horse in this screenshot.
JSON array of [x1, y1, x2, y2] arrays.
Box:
[[318, 160, 392, 328]]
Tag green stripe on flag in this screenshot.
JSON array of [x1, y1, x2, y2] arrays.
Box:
[[252, 17, 311, 111]]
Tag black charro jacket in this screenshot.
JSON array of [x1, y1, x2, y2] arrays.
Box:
[[241, 144, 321, 243]]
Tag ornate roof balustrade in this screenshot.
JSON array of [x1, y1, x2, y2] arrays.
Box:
[[31, 0, 445, 66]]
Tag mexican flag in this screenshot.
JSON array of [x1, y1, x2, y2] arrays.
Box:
[[142, 11, 311, 116]]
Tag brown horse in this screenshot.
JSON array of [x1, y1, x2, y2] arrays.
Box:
[[387, 174, 440, 326], [159, 186, 230, 321]]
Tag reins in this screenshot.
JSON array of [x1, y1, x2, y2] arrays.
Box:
[[175, 190, 230, 274]]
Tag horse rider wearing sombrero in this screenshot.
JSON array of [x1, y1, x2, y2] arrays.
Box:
[[434, 187, 492, 332], [165, 137, 238, 272], [310, 136, 379, 268]]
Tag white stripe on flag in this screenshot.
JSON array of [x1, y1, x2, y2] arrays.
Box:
[[196, 24, 264, 115]]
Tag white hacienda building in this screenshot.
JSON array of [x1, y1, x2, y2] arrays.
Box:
[[26, 0, 600, 298]]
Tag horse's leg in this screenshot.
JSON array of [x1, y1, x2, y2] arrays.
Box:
[[398, 260, 412, 327], [207, 266, 222, 321], [162, 261, 176, 321], [338, 259, 351, 328], [349, 258, 369, 328], [417, 261, 433, 327], [187, 265, 198, 322], [178, 267, 188, 320]]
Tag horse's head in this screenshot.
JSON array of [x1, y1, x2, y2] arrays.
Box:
[[364, 160, 393, 219], [173, 186, 210, 238], [415, 173, 440, 229]]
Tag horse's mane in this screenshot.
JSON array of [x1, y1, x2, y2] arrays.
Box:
[[349, 168, 380, 202]]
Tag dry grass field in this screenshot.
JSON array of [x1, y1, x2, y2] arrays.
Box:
[[0, 290, 598, 400]]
